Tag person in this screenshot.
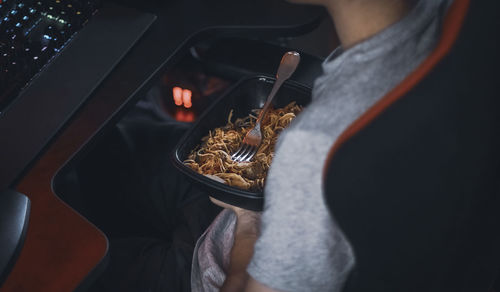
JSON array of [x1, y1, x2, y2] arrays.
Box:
[[87, 0, 455, 291], [191, 0, 455, 291]]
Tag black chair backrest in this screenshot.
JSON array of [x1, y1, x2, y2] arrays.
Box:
[[323, 0, 500, 291]]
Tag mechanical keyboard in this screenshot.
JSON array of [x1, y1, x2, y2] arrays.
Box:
[[0, 2, 155, 189], [0, 0, 101, 112]]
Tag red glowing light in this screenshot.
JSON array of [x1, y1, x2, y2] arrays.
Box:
[[173, 87, 193, 108], [173, 87, 183, 106], [182, 89, 192, 108]]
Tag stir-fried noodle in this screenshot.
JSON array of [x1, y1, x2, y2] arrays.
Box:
[[184, 102, 302, 191]]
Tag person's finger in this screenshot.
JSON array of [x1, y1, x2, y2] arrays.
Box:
[[209, 196, 242, 212]]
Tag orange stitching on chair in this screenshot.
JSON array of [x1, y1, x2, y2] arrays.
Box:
[[322, 0, 470, 180]]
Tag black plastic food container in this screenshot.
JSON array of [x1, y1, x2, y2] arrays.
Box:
[[172, 75, 312, 211]]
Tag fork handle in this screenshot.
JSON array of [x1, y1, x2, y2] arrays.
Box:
[[255, 78, 285, 125], [256, 51, 301, 125]]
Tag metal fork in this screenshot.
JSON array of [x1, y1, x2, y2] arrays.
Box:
[[231, 51, 301, 162]]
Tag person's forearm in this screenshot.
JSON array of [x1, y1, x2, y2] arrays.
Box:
[[220, 210, 260, 292]]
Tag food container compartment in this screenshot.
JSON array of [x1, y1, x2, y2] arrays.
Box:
[[172, 75, 312, 211]]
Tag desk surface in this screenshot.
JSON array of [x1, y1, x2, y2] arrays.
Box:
[[1, 0, 324, 291]]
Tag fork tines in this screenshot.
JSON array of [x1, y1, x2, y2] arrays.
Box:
[[231, 144, 258, 162]]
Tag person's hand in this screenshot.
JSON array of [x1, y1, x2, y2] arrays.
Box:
[[210, 196, 261, 292], [209, 196, 260, 236], [209, 196, 240, 211]]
